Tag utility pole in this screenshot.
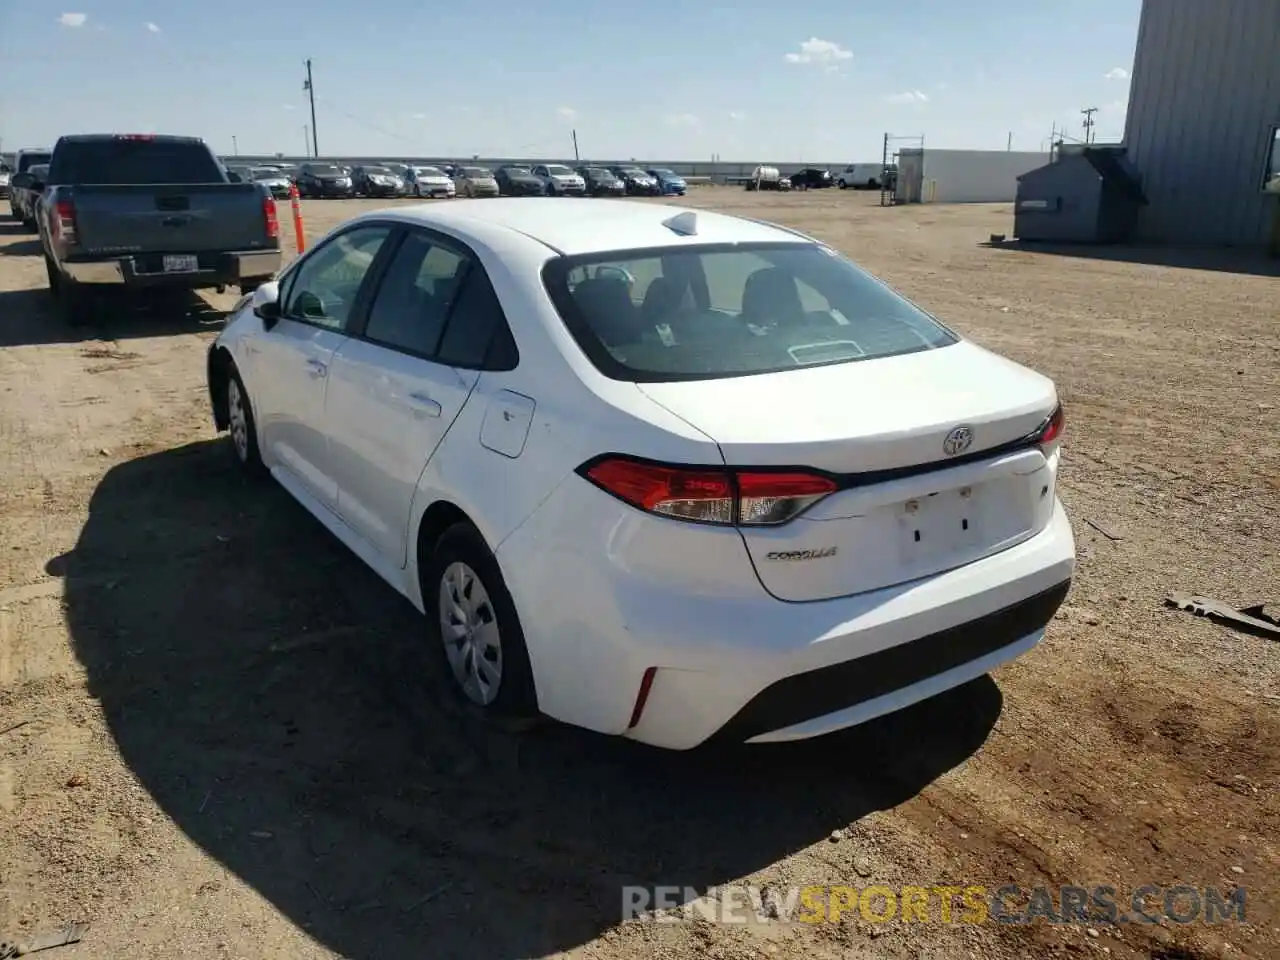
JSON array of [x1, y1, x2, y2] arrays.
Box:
[[572, 128, 579, 163], [303, 59, 319, 158], [1007, 131, 1012, 151], [232, 135, 239, 156], [1081, 107, 1098, 144]]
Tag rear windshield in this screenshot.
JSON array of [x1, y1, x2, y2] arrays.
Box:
[[463, 167, 491, 177], [19, 153, 52, 173], [542, 243, 957, 382], [309, 165, 342, 175], [49, 139, 222, 184]]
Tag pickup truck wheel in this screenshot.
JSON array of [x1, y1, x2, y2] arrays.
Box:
[[55, 281, 96, 328]]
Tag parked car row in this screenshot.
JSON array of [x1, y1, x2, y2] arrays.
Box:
[[743, 163, 899, 192], [222, 159, 689, 201]]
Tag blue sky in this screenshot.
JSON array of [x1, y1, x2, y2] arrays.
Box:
[[1, 0, 1141, 161]]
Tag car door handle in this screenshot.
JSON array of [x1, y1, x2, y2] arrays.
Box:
[[408, 391, 442, 417], [306, 358, 328, 377]]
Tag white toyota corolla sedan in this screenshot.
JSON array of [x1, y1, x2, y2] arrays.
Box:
[[206, 198, 1074, 750]]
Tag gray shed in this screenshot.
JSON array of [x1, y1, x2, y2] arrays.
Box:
[[1013, 148, 1148, 243]]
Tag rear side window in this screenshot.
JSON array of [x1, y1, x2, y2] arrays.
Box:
[[363, 231, 466, 357], [49, 139, 222, 184], [542, 243, 957, 382], [436, 268, 518, 370]]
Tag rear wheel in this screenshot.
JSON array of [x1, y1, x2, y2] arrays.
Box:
[[46, 257, 95, 327], [423, 523, 536, 718]]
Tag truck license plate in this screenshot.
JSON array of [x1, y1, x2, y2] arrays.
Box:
[[163, 255, 198, 273]]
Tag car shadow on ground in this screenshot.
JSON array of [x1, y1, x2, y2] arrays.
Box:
[[0, 287, 227, 347], [982, 238, 1280, 277], [54, 439, 1003, 960]]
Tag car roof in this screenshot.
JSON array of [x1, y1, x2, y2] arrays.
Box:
[[370, 198, 809, 256]]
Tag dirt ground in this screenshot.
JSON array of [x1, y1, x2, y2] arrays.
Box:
[[0, 188, 1277, 960]]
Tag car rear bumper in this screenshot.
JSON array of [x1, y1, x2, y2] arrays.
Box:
[[498, 486, 1075, 750], [62, 249, 282, 287]]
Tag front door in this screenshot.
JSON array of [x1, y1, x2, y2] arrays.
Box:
[[254, 223, 394, 510]]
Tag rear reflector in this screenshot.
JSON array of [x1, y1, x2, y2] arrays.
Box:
[[580, 456, 837, 526]]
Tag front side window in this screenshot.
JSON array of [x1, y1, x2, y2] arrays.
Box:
[[543, 243, 957, 382], [282, 225, 392, 331]]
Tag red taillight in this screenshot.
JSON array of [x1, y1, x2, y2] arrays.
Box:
[[263, 196, 279, 239], [1037, 404, 1065, 447], [54, 199, 77, 244], [580, 457, 838, 526]]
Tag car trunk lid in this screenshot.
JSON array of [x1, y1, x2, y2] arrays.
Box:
[[636, 342, 1061, 601]]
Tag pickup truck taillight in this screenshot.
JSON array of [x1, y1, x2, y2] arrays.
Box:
[[263, 195, 279, 239], [53, 199, 78, 245]]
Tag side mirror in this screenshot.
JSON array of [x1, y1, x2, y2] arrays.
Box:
[[10, 173, 35, 190], [251, 281, 282, 327]]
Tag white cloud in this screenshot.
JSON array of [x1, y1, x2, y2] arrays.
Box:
[[411, 112, 426, 120], [58, 12, 87, 27], [885, 90, 929, 104], [666, 113, 699, 128], [1104, 67, 1129, 80], [145, 21, 161, 33], [728, 110, 746, 122], [556, 105, 578, 121], [784, 37, 852, 66]]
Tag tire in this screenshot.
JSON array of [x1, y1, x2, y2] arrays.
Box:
[[46, 256, 95, 327], [544, 183, 556, 197], [838, 180, 848, 189], [867, 179, 878, 190], [224, 365, 265, 476], [423, 522, 537, 718], [414, 185, 422, 198]]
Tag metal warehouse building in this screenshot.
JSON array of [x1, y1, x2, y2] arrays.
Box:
[[1124, 0, 1280, 246]]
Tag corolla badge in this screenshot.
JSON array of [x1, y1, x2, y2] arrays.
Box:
[[943, 425, 974, 456]]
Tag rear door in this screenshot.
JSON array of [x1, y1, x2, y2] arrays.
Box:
[[325, 228, 502, 565]]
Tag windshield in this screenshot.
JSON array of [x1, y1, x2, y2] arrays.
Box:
[[310, 165, 342, 175], [620, 168, 646, 177], [250, 168, 280, 179], [364, 166, 393, 175], [462, 167, 492, 178], [542, 243, 957, 382], [506, 167, 533, 175], [28, 165, 49, 180], [587, 168, 613, 178], [416, 167, 444, 177], [651, 169, 676, 178], [545, 165, 573, 175]]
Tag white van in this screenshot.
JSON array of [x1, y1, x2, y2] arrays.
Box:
[[836, 163, 887, 189]]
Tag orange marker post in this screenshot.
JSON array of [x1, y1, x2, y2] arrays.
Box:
[[289, 182, 307, 254]]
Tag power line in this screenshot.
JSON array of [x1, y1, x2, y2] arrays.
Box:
[[1080, 106, 1098, 144]]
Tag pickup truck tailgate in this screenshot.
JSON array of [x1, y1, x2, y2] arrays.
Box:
[[70, 184, 273, 255]]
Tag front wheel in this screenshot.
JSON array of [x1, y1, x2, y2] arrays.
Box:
[[424, 523, 536, 717], [225, 367, 265, 476]]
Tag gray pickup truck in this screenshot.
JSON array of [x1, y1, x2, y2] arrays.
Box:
[[27, 133, 282, 325]]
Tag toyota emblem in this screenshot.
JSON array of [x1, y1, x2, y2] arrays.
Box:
[[943, 425, 974, 456]]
